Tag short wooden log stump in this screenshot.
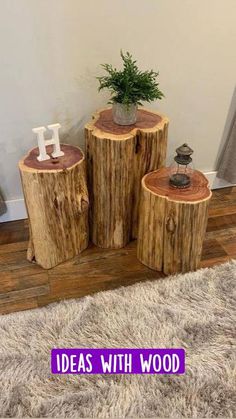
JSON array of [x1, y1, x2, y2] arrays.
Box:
[[85, 107, 169, 249], [19, 144, 89, 269], [137, 167, 212, 275]]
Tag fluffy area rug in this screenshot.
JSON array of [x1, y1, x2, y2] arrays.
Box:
[[0, 261, 236, 418]]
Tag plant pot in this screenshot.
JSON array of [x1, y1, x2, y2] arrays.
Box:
[[112, 103, 137, 125]]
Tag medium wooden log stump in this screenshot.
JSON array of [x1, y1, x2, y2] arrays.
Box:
[[85, 107, 169, 248], [137, 167, 212, 274], [19, 144, 89, 269]]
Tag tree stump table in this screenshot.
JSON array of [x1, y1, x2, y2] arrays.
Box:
[[85, 107, 169, 248], [137, 167, 212, 275], [19, 144, 89, 269]]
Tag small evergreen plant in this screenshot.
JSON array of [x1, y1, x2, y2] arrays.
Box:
[[97, 51, 164, 106]]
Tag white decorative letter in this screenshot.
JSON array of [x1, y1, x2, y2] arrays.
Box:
[[32, 123, 64, 162], [32, 126, 49, 161], [47, 123, 64, 158]]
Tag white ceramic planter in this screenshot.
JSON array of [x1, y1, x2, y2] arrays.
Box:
[[112, 103, 137, 125]]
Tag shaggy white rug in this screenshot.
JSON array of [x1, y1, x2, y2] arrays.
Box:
[[0, 261, 236, 418]]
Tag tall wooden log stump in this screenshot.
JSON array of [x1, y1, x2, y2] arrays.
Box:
[[19, 144, 89, 269], [137, 168, 212, 275], [85, 107, 169, 248]]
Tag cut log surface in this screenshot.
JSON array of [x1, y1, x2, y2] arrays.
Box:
[[85, 107, 169, 248], [23, 144, 83, 171], [19, 144, 89, 269], [94, 108, 162, 135], [137, 168, 212, 275]]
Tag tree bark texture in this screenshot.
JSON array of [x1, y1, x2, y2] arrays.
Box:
[[19, 144, 89, 269], [85, 107, 169, 248]]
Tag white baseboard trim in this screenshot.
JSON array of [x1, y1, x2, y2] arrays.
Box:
[[204, 171, 236, 190], [1, 171, 235, 223], [0, 198, 27, 223]]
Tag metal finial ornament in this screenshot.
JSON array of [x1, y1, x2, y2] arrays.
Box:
[[169, 143, 194, 188]]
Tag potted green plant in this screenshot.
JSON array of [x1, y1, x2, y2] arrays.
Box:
[[97, 51, 164, 125]]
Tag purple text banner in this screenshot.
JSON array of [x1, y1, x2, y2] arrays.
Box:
[[51, 348, 185, 375]]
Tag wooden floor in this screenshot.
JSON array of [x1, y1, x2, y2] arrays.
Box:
[[1, 186, 236, 315]]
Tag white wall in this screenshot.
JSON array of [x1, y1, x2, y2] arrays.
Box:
[[0, 0, 236, 203]]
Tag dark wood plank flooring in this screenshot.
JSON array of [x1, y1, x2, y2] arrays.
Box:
[[0, 187, 236, 315]]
